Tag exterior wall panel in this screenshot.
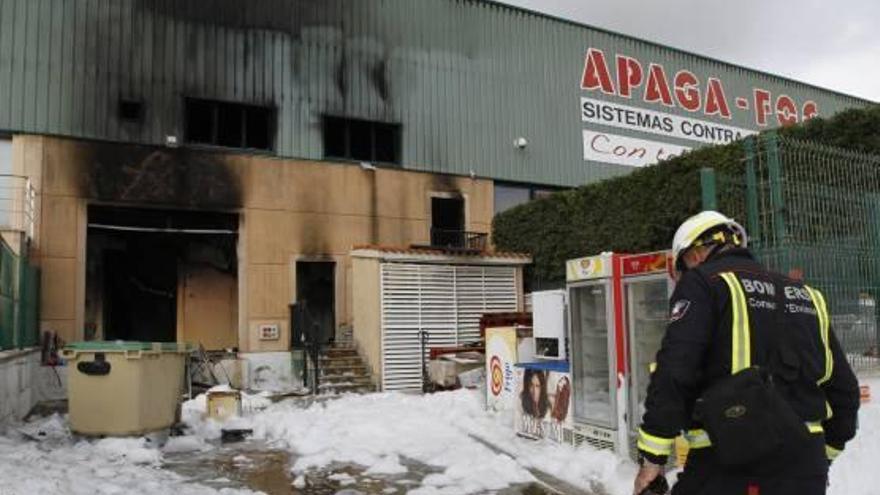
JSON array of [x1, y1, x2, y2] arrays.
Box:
[[0, 0, 871, 188], [22, 135, 496, 345]]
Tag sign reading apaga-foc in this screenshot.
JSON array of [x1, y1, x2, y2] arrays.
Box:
[[579, 47, 821, 167]]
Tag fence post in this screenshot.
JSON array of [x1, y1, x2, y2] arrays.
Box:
[[700, 167, 717, 210], [743, 137, 761, 248], [764, 131, 786, 245], [13, 249, 22, 348]]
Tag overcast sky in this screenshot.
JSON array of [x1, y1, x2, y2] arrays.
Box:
[[497, 0, 880, 102]]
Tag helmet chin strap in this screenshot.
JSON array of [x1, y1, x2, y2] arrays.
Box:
[[703, 242, 726, 262]]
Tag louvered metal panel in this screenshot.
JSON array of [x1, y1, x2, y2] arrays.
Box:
[[380, 262, 518, 391], [0, 0, 871, 188]]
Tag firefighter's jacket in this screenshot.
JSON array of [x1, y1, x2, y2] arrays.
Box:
[[637, 248, 860, 466]]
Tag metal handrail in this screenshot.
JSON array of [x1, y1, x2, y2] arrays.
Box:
[[429, 228, 488, 251], [0, 175, 35, 240]]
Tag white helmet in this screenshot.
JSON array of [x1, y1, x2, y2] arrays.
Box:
[[672, 210, 747, 270]]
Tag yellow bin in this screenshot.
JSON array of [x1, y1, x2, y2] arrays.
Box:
[[61, 342, 190, 436], [207, 390, 242, 421]]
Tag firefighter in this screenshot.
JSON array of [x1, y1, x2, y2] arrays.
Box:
[[632, 211, 860, 495]]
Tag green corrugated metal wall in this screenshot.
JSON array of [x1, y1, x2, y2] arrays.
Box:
[[0, 0, 871, 187]]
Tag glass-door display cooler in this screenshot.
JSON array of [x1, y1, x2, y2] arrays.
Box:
[[565, 251, 673, 458]]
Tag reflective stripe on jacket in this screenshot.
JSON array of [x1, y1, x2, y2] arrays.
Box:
[[637, 248, 860, 466]]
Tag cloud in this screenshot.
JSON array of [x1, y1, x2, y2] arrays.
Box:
[[495, 0, 880, 101]]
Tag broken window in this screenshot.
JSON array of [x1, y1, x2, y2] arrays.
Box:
[[185, 98, 275, 151], [323, 116, 401, 165]]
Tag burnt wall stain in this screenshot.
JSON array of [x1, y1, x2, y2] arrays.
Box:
[[430, 173, 460, 195], [372, 59, 389, 102], [336, 50, 348, 99], [137, 0, 339, 34], [79, 142, 243, 209]]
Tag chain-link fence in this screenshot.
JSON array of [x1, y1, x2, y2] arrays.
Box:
[[705, 132, 880, 374]]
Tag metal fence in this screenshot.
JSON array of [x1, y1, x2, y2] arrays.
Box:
[[0, 239, 40, 351], [704, 132, 880, 374]]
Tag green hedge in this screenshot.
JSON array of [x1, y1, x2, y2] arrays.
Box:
[[493, 105, 880, 288]]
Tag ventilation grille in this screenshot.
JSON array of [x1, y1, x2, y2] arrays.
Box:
[[567, 424, 616, 451]]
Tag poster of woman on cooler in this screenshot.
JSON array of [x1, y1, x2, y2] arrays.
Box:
[[515, 367, 572, 442]]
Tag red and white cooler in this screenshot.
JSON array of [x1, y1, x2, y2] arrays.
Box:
[[565, 251, 674, 459]]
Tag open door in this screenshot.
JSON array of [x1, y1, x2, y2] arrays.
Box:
[[431, 196, 465, 248], [178, 265, 238, 350], [296, 261, 336, 345]]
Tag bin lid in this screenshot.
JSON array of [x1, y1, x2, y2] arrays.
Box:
[[64, 341, 193, 352]]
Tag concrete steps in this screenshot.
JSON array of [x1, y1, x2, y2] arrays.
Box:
[[317, 345, 375, 394]]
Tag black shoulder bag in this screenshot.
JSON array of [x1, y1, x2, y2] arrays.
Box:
[[693, 274, 809, 467]]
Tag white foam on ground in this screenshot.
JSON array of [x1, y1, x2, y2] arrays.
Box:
[[3, 377, 874, 495], [0, 416, 259, 495], [182, 389, 630, 493], [178, 378, 880, 495]]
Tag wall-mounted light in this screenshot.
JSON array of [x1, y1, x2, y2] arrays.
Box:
[[359, 161, 376, 171], [165, 135, 179, 148], [513, 137, 528, 149]]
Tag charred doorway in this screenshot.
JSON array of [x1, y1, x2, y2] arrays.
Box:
[[86, 206, 238, 349], [296, 261, 336, 345], [431, 196, 465, 247]]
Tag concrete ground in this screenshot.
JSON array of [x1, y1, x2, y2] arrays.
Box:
[[162, 438, 563, 494]]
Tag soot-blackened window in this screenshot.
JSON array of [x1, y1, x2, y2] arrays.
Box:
[[118, 99, 144, 123], [323, 116, 401, 165], [185, 98, 275, 151]]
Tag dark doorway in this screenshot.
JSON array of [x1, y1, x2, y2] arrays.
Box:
[[103, 239, 177, 342], [296, 261, 336, 345], [431, 196, 465, 247], [87, 206, 238, 345]]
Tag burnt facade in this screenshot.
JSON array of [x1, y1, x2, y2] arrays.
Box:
[[0, 0, 870, 364]]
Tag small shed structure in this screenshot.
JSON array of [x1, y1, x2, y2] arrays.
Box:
[[351, 246, 531, 391]]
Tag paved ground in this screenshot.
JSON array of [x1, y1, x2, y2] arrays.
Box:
[[162, 438, 561, 494], [24, 396, 603, 494]]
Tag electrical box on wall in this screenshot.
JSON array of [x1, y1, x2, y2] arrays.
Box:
[[258, 324, 280, 341]]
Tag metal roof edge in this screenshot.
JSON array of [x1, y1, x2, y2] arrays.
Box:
[[350, 246, 532, 265], [473, 0, 877, 104]]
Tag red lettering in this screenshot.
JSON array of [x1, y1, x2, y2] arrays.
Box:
[[616, 55, 643, 98], [674, 70, 701, 112], [644, 64, 673, 106], [704, 78, 731, 119], [776, 95, 798, 126], [802, 101, 819, 121], [581, 48, 615, 94], [628, 147, 647, 159], [591, 133, 611, 153], [754, 89, 772, 126], [657, 148, 683, 162]]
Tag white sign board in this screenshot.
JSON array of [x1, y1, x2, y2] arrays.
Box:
[[581, 97, 756, 147], [583, 130, 690, 168]]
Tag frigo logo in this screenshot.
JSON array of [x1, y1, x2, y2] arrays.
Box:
[[490, 356, 504, 396]]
